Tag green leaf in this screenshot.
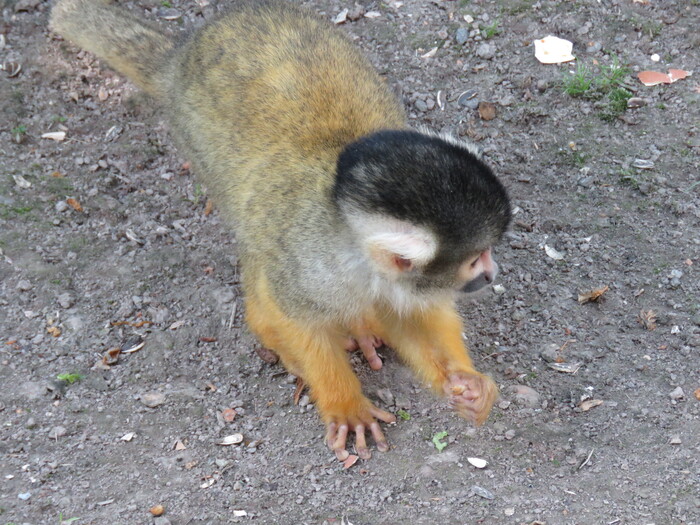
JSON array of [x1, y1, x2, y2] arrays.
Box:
[[432, 431, 448, 452]]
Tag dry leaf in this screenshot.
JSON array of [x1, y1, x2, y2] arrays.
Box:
[[200, 478, 216, 489], [204, 199, 214, 216], [47, 326, 62, 337], [638, 309, 657, 330], [578, 285, 609, 304], [333, 8, 348, 24], [169, 319, 185, 330], [694, 388, 700, 401], [199, 336, 218, 343], [343, 454, 359, 469], [218, 433, 243, 446], [293, 376, 306, 405], [421, 47, 438, 58], [221, 408, 237, 422], [547, 361, 582, 374], [579, 399, 603, 411], [149, 505, 165, 517], [533, 35, 575, 64], [120, 432, 136, 441], [102, 347, 121, 366], [478, 101, 496, 121], [51, 171, 64, 178], [467, 457, 488, 469], [544, 245, 564, 261], [41, 131, 66, 141], [255, 345, 280, 365], [668, 69, 690, 81], [638, 69, 692, 86], [66, 197, 83, 212], [13, 174, 31, 188]]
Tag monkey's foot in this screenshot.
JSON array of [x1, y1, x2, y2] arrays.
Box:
[[344, 335, 384, 370], [324, 403, 396, 461], [444, 371, 499, 426]]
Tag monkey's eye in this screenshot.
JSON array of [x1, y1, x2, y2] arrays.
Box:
[[469, 256, 480, 268]]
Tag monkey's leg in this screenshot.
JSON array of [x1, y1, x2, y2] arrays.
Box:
[[372, 304, 498, 426], [245, 279, 396, 460]]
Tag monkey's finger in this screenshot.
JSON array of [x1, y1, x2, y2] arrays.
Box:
[[369, 406, 397, 424], [353, 424, 371, 460], [344, 337, 359, 352], [325, 421, 338, 448], [331, 424, 350, 461], [358, 336, 383, 370], [369, 421, 389, 452]]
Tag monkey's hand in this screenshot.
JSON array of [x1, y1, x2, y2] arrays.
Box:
[[324, 399, 396, 461], [344, 334, 385, 370], [443, 371, 499, 426]]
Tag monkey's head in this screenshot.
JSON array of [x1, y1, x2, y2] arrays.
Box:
[[334, 129, 511, 299]]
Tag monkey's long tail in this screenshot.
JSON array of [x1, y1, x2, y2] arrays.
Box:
[[50, 0, 175, 96]]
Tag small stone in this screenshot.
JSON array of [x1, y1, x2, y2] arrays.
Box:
[[414, 99, 428, 112], [627, 97, 646, 108], [49, 426, 67, 439], [476, 43, 495, 60], [16, 279, 32, 291], [508, 385, 540, 408], [55, 200, 69, 213], [141, 391, 166, 408], [669, 436, 681, 445], [18, 492, 32, 500], [376, 388, 395, 406], [536, 79, 548, 93], [157, 7, 181, 20], [471, 486, 495, 500], [504, 429, 516, 440], [457, 89, 478, 108], [586, 41, 602, 53], [540, 343, 559, 363], [455, 27, 469, 45], [57, 293, 75, 309], [669, 387, 684, 400]]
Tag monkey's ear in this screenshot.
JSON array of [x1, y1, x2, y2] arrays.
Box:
[[344, 211, 437, 275], [366, 228, 437, 275]]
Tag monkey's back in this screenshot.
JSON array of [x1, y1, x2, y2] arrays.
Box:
[[166, 2, 406, 228]]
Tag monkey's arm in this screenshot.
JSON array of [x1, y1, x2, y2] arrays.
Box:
[[245, 275, 396, 460], [372, 304, 498, 425]]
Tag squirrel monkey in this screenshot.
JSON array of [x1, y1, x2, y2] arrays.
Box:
[[51, 0, 512, 460]]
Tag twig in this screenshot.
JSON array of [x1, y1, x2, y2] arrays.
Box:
[[577, 447, 595, 470]]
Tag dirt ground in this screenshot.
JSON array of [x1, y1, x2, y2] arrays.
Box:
[[1, 0, 699, 523]]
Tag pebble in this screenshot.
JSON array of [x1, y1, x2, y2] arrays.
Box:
[[540, 344, 559, 362], [668, 387, 684, 400], [586, 41, 602, 53], [55, 200, 69, 213], [141, 391, 166, 408], [414, 99, 428, 112], [476, 43, 495, 60], [57, 293, 75, 309], [471, 486, 495, 500], [508, 385, 541, 408], [16, 279, 32, 291], [627, 97, 646, 108], [18, 492, 32, 500], [455, 27, 469, 45], [457, 89, 478, 108], [376, 388, 394, 406], [49, 426, 67, 439]]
